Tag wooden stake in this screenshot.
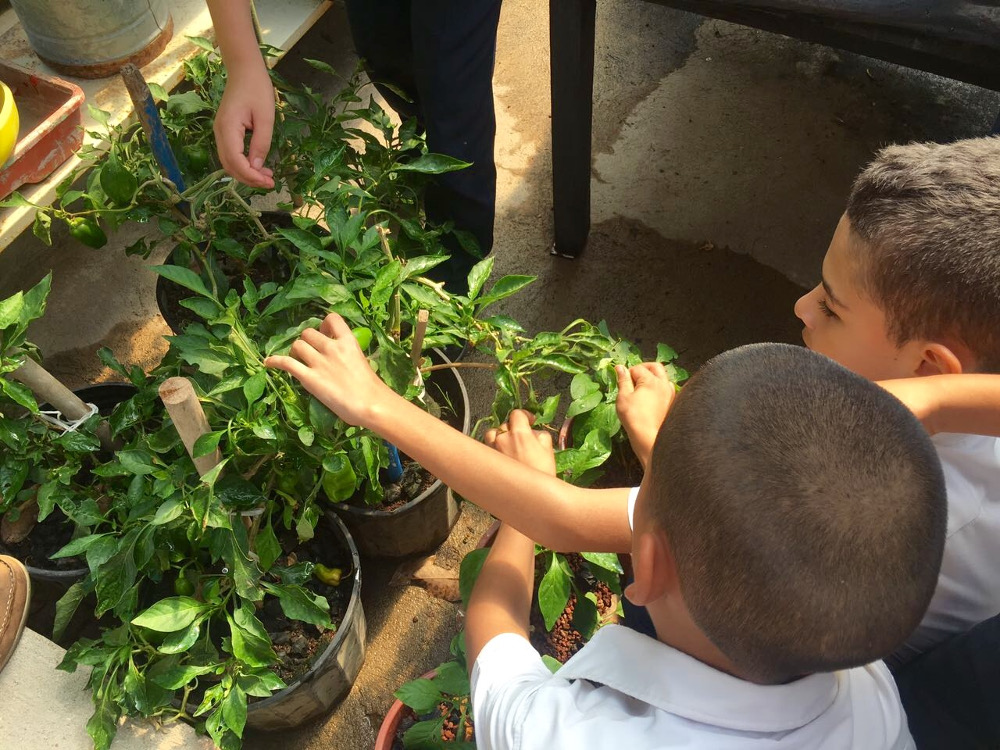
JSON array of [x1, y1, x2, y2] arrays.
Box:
[[158, 377, 221, 477], [11, 357, 113, 451], [410, 309, 429, 369]]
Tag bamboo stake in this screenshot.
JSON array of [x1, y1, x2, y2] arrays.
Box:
[[158, 377, 221, 477], [11, 357, 113, 451], [410, 309, 429, 369]]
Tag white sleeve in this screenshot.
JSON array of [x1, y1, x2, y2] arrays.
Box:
[[627, 486, 640, 531], [470, 633, 554, 750]]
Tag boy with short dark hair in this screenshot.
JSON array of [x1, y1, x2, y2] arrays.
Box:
[[267, 326, 945, 748], [793, 136, 1000, 664]]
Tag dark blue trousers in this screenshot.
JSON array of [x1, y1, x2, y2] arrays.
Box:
[[345, 0, 502, 292], [892, 615, 1000, 749]]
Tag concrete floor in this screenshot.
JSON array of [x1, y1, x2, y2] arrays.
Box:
[[1, 0, 997, 748]]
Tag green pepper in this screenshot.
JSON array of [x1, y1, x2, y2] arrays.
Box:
[[183, 144, 213, 174], [67, 217, 108, 249], [313, 564, 342, 586], [100, 153, 138, 206], [173, 574, 195, 596], [352, 327, 373, 351]]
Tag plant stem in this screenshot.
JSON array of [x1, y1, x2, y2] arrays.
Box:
[[414, 276, 451, 301], [227, 182, 272, 241], [421, 362, 496, 373], [377, 225, 402, 342]]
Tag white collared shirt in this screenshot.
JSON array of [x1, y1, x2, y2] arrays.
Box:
[[471, 625, 913, 749], [895, 434, 1000, 663]]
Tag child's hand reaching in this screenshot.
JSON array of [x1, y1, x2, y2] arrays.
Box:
[[616, 363, 676, 469], [264, 313, 399, 428], [484, 410, 557, 476]]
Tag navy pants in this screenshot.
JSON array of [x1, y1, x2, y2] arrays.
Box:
[[345, 0, 502, 292], [892, 614, 1000, 749]]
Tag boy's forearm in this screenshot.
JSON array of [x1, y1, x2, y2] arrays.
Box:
[[465, 523, 536, 671], [928, 374, 1000, 436], [207, 0, 266, 69], [367, 394, 633, 552]]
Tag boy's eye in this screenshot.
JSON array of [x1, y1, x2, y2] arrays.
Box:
[[818, 299, 839, 319]]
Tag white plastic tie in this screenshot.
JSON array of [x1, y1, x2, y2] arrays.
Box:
[[37, 402, 99, 433]]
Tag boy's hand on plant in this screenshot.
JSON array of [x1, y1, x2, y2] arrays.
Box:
[[264, 314, 396, 427], [214, 64, 276, 189], [615, 363, 675, 469], [484, 410, 557, 476]]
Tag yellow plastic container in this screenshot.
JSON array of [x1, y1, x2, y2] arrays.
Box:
[[0, 81, 20, 166]]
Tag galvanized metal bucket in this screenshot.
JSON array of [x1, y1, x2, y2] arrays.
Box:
[[9, 0, 173, 79]]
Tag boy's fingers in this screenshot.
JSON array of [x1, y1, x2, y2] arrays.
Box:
[[535, 431, 553, 450], [644, 362, 669, 380], [264, 354, 311, 383], [320, 313, 352, 340], [289, 339, 321, 366], [507, 410, 534, 432], [300, 327, 332, 352], [615, 365, 634, 395], [483, 428, 498, 447]]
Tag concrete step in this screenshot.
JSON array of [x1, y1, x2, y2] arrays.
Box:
[[0, 628, 212, 750]]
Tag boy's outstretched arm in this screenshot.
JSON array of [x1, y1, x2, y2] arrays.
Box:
[[879, 374, 1000, 437], [265, 314, 633, 553], [465, 416, 556, 669], [615, 362, 676, 469]]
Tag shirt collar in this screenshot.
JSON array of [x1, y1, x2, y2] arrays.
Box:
[[556, 625, 840, 733]]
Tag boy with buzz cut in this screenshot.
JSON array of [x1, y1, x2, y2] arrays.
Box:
[[268, 334, 946, 749]]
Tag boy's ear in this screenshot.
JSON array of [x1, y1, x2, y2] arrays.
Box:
[[916, 342, 965, 376], [624, 530, 677, 607]]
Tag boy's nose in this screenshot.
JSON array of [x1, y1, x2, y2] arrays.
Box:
[[793, 291, 814, 328]]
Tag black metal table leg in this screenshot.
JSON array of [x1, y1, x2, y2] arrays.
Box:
[[549, 0, 597, 258]]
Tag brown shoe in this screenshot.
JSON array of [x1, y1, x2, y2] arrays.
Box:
[[0, 555, 30, 674]]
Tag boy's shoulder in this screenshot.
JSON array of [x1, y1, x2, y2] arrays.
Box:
[[471, 626, 912, 750], [931, 433, 1000, 535]]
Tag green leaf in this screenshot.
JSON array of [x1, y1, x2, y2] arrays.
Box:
[[394, 677, 443, 714], [477, 275, 536, 310], [532, 354, 587, 375], [149, 662, 216, 690], [433, 660, 470, 696], [265, 583, 332, 629], [535, 395, 560, 426], [151, 498, 184, 526], [53, 581, 88, 641], [0, 290, 24, 329], [199, 459, 228, 488], [570, 373, 600, 401], [193, 430, 223, 459], [95, 534, 138, 614], [581, 552, 622, 574], [51, 533, 108, 559], [1, 379, 37, 412], [132, 597, 208, 632], [159, 619, 202, 654], [87, 104, 111, 127], [117, 449, 157, 475], [465, 256, 494, 299], [87, 684, 120, 750], [392, 153, 471, 174], [571, 591, 599, 640], [541, 654, 562, 674], [459, 548, 490, 608], [308, 396, 338, 436], [20, 273, 51, 325], [32, 211, 51, 245], [255, 523, 281, 572], [222, 684, 248, 738], [224, 528, 263, 601], [538, 552, 571, 631], [151, 265, 214, 299], [321, 452, 357, 502], [227, 612, 277, 667], [186, 35, 216, 52], [216, 475, 265, 511], [304, 58, 336, 75], [166, 90, 210, 116], [242, 371, 267, 405], [566, 390, 602, 420], [656, 342, 678, 363]]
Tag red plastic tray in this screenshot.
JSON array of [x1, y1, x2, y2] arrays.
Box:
[[0, 60, 85, 199]]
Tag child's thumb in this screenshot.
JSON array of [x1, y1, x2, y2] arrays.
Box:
[[615, 365, 633, 394]]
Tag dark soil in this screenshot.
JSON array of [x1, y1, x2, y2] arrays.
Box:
[[256, 529, 354, 689], [0, 508, 83, 571]]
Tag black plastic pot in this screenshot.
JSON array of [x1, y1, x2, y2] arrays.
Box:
[[12, 383, 137, 644], [332, 349, 471, 558], [155, 210, 296, 335], [246, 511, 366, 731]]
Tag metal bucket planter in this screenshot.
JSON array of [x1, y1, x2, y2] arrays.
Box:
[[9, 0, 173, 79], [332, 349, 470, 558], [246, 511, 366, 731], [3, 383, 136, 644]]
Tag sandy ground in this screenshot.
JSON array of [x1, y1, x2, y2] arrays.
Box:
[[0, 0, 997, 748]]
